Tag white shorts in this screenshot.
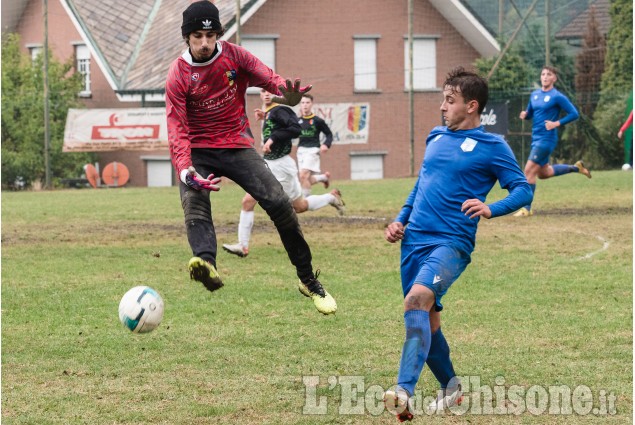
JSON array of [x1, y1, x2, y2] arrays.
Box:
[[264, 155, 302, 201], [296, 146, 321, 173]]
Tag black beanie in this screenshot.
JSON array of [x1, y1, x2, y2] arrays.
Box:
[[181, 1, 222, 37]]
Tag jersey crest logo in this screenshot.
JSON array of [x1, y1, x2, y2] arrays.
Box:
[[224, 69, 237, 86], [460, 137, 478, 152], [544, 95, 551, 102], [309, 119, 314, 125], [191, 73, 199, 81]]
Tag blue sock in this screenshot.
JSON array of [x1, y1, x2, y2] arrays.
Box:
[[396, 310, 430, 395], [426, 328, 456, 388], [553, 164, 575, 176], [525, 183, 536, 211]]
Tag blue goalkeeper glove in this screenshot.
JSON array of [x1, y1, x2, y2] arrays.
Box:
[[272, 78, 312, 107], [180, 166, 221, 191]]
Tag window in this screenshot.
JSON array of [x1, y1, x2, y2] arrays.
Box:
[[241, 36, 277, 94], [75, 44, 91, 97], [26, 44, 43, 62], [354, 36, 379, 91], [404, 37, 437, 90]]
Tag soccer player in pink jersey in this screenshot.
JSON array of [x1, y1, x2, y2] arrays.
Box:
[[165, 1, 336, 314]]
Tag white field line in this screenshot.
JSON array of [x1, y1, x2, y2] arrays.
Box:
[[579, 235, 610, 260], [486, 224, 611, 260], [342, 218, 609, 259]]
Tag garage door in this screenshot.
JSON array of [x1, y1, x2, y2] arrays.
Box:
[[146, 159, 173, 187]]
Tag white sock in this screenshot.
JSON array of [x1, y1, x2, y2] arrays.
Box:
[[313, 174, 327, 183], [302, 188, 312, 198], [306, 194, 335, 211], [238, 210, 254, 248]]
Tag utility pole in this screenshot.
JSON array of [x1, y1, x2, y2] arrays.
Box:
[[43, 0, 51, 189], [408, 0, 415, 176], [545, 0, 551, 65], [499, 0, 504, 36], [235, 0, 241, 45]]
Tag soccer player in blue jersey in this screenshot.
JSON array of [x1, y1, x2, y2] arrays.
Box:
[[382, 67, 533, 422], [514, 65, 590, 217]]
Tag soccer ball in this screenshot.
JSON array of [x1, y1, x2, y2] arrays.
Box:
[[622, 163, 632, 171], [118, 286, 164, 333]]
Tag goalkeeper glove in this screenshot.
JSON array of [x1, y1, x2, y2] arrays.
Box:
[[272, 78, 312, 107], [180, 166, 221, 191]]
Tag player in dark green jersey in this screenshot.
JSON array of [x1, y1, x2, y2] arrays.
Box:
[[297, 94, 334, 197]]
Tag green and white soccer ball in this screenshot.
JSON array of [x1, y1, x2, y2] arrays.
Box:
[[118, 286, 164, 333]]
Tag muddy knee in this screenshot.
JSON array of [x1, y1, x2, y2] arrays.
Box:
[[182, 189, 212, 222], [264, 197, 298, 230]]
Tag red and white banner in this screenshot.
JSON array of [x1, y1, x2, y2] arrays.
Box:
[[63, 108, 168, 152]]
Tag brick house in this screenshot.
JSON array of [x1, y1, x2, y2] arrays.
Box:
[[5, 0, 499, 187]]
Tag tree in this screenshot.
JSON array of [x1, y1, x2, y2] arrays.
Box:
[[574, 6, 605, 118], [587, 0, 634, 169], [599, 0, 633, 96], [588, 93, 627, 168], [1, 34, 94, 189], [555, 6, 607, 165], [475, 48, 534, 95]]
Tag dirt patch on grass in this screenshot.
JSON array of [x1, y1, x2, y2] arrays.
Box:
[[3, 206, 628, 247], [1, 215, 390, 246], [537, 206, 632, 216]]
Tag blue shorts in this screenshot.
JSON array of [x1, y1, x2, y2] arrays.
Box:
[[401, 243, 471, 311], [528, 145, 555, 167]]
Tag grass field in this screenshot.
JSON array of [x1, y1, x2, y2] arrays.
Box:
[[2, 171, 632, 424]]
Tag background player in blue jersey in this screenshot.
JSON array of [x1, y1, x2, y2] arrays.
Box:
[[382, 67, 532, 422], [514, 66, 591, 217]]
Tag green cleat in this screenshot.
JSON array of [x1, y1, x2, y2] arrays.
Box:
[[188, 257, 224, 292], [574, 160, 592, 179], [298, 271, 337, 315]]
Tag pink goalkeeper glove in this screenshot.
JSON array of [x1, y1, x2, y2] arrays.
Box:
[[272, 78, 312, 107], [180, 166, 221, 191]]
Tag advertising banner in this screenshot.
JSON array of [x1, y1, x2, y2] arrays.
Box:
[[63, 108, 168, 152], [480, 101, 509, 136]]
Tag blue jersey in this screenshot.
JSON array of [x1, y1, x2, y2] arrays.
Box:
[[524, 87, 579, 147], [395, 126, 532, 254]]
